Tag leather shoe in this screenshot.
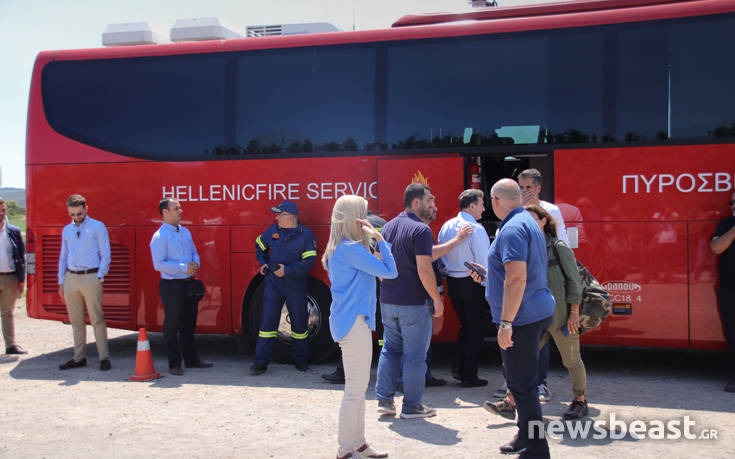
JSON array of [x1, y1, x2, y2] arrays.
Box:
[[451, 370, 462, 381], [321, 370, 345, 384], [460, 378, 488, 388], [170, 366, 184, 376], [499, 435, 526, 454], [99, 358, 111, 371], [425, 376, 447, 387], [6, 345, 27, 355], [186, 360, 214, 368], [295, 361, 309, 372], [59, 358, 87, 370], [249, 362, 267, 375]]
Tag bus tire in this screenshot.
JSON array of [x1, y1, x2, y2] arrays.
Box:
[[247, 276, 337, 363]]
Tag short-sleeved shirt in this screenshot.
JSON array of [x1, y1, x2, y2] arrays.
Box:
[[486, 207, 555, 325], [713, 216, 735, 286], [379, 212, 434, 305]]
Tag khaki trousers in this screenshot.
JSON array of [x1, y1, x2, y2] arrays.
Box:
[[63, 272, 108, 361], [540, 325, 587, 397], [337, 315, 373, 456], [0, 274, 19, 349]]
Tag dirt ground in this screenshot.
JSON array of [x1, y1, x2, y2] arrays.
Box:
[[1, 299, 734, 459]]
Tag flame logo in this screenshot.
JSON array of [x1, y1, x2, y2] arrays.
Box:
[[411, 170, 430, 186]]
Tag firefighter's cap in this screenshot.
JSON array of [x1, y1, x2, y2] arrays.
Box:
[[270, 201, 298, 215]]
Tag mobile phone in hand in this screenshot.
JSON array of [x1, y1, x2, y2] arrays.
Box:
[[463, 261, 486, 281]]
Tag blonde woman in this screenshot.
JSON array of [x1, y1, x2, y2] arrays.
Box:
[[323, 195, 398, 459]]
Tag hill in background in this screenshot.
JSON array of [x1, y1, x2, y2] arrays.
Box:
[[0, 188, 25, 208]]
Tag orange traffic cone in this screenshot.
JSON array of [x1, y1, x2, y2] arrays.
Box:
[[130, 328, 163, 381]]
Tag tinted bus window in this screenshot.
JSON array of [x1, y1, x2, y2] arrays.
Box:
[[385, 28, 605, 148], [386, 34, 546, 148], [545, 29, 604, 143], [43, 55, 227, 160], [670, 16, 735, 138], [234, 47, 376, 153], [615, 22, 669, 142]]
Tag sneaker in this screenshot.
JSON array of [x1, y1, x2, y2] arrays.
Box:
[[725, 380, 735, 393], [538, 383, 551, 402], [563, 399, 589, 420], [399, 404, 436, 419], [377, 399, 396, 416], [492, 382, 508, 398], [249, 362, 267, 375], [483, 398, 516, 420]]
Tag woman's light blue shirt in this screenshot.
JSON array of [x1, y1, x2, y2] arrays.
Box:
[[327, 239, 397, 342]]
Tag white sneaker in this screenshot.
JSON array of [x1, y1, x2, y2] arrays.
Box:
[[538, 384, 551, 402], [400, 404, 436, 419]]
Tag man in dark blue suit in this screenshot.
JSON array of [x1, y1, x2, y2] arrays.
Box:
[[0, 197, 27, 355]]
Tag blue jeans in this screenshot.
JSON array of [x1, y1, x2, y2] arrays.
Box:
[[375, 302, 433, 412]]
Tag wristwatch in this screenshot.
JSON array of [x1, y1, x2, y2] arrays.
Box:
[[499, 320, 512, 330]]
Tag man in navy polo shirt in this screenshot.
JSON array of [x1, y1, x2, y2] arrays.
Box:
[[485, 179, 555, 458], [375, 183, 443, 419]]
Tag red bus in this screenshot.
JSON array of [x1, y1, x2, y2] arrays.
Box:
[[25, 0, 735, 360]]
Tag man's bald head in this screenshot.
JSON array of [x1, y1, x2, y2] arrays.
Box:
[[492, 179, 522, 203], [490, 179, 523, 219]]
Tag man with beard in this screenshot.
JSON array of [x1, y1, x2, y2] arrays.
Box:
[[375, 183, 443, 419]]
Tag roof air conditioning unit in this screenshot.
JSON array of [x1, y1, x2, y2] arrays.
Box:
[[102, 22, 166, 46], [170, 17, 241, 42], [246, 22, 339, 38]]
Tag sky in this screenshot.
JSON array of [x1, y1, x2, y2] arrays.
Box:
[[0, 0, 554, 189]]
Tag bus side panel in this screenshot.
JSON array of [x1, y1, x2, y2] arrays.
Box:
[[31, 226, 137, 331], [135, 225, 231, 334], [573, 222, 689, 348], [689, 222, 727, 349]]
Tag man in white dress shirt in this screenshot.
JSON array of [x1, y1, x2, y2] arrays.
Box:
[[438, 189, 491, 387]]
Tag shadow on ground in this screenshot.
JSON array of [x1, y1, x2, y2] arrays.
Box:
[[7, 335, 735, 414]]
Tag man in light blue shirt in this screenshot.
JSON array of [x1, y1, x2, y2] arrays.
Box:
[[57, 194, 111, 371], [150, 198, 212, 375], [438, 189, 491, 387]]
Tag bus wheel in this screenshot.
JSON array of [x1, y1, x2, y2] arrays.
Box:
[[247, 277, 337, 363]]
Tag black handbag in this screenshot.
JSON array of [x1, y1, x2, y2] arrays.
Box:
[[185, 279, 206, 302]]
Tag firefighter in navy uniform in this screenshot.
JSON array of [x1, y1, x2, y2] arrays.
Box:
[[250, 201, 317, 375]]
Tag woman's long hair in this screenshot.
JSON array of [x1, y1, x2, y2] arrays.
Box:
[[525, 204, 557, 238], [322, 195, 370, 270]]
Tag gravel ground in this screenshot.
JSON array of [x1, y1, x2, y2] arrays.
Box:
[[2, 299, 734, 459]]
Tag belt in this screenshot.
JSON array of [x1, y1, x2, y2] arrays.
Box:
[[67, 268, 99, 275], [0, 272, 16, 275], [162, 277, 195, 282]]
